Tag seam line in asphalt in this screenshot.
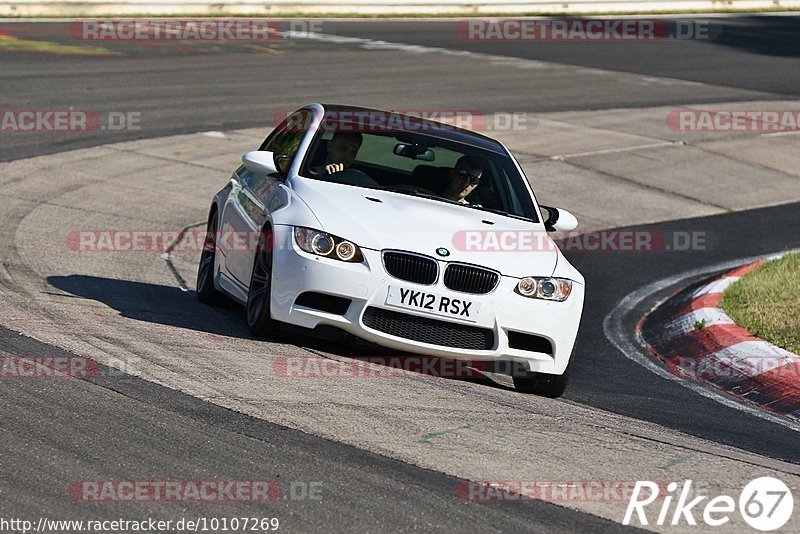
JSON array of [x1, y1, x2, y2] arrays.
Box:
[[107, 145, 232, 172], [557, 157, 730, 210], [0, 192, 184, 225], [694, 143, 800, 182]]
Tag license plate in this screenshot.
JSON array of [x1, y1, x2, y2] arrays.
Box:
[[385, 286, 480, 322]]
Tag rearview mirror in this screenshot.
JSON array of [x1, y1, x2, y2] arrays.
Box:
[[542, 206, 579, 232], [393, 143, 435, 161]]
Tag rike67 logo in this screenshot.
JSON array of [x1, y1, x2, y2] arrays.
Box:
[[623, 477, 793, 531]]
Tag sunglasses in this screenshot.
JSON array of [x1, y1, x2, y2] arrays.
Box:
[[458, 168, 482, 185]]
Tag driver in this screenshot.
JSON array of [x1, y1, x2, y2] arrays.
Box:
[[441, 156, 482, 204], [317, 131, 363, 175]]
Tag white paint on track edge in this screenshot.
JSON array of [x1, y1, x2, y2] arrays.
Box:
[[603, 251, 800, 433], [285, 30, 707, 87]]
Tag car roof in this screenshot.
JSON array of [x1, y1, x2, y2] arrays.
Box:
[[315, 103, 508, 155]]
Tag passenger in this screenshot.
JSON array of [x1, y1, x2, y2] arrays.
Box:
[[441, 156, 482, 204]]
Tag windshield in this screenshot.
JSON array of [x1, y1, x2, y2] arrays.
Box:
[[299, 126, 539, 222]]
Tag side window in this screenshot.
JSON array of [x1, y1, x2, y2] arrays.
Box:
[[260, 109, 309, 160]]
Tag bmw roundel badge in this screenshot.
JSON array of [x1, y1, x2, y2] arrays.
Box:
[[436, 247, 450, 257]]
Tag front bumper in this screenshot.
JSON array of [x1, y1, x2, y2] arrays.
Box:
[[270, 225, 584, 374]]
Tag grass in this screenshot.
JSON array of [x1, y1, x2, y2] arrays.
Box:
[[722, 252, 800, 355]]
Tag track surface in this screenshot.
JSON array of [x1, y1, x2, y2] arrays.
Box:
[[1, 17, 799, 532], [2, 16, 800, 162], [1, 324, 628, 532]]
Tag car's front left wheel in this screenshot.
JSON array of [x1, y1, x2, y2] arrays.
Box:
[[246, 225, 279, 337]]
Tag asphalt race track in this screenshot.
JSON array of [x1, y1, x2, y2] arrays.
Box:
[[1, 16, 799, 532], [4, 16, 800, 163]]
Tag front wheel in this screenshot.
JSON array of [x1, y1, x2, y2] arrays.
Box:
[[246, 226, 279, 337], [513, 366, 570, 398]]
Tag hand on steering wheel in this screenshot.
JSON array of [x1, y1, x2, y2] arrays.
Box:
[[324, 163, 346, 175]]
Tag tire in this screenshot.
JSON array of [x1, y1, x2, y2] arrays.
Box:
[[513, 366, 570, 398], [196, 209, 222, 305], [246, 225, 279, 337]]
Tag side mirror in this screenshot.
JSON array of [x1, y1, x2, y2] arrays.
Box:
[[542, 206, 579, 232], [242, 151, 277, 175]]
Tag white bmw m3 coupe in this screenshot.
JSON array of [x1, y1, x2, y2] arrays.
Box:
[[197, 104, 585, 396]]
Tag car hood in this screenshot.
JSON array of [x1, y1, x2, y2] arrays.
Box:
[[291, 178, 558, 278]]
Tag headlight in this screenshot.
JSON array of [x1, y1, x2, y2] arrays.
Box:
[[516, 277, 572, 301], [294, 227, 363, 263]]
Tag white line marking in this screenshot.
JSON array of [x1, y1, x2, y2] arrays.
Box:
[[548, 141, 684, 161], [199, 131, 226, 138], [603, 251, 800, 432], [761, 130, 800, 138]]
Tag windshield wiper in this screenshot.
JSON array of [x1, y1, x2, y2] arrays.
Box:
[[374, 186, 454, 203], [465, 204, 537, 223]]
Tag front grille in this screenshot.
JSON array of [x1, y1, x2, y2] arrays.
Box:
[[382, 251, 438, 285], [362, 307, 494, 350], [443, 263, 500, 294]]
